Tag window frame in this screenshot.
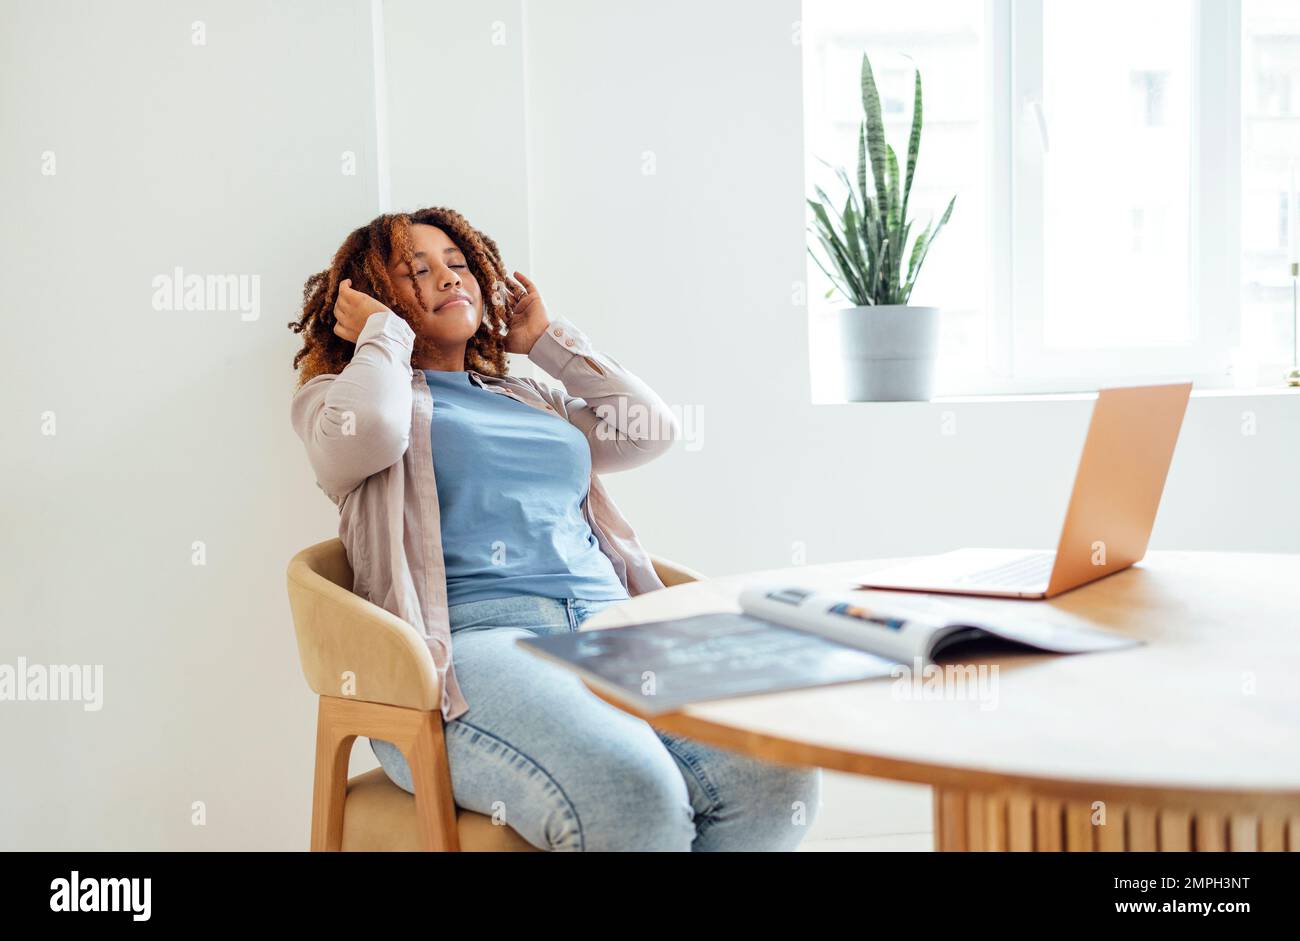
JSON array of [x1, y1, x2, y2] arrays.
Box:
[[998, 0, 1242, 393], [803, 0, 1254, 396]]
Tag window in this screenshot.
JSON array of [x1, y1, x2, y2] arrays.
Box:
[[1242, 0, 1300, 384], [1011, 0, 1209, 382], [803, 0, 1300, 397]]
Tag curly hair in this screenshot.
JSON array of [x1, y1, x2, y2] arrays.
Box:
[[288, 207, 511, 385]]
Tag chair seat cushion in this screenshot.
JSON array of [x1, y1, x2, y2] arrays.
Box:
[[340, 767, 542, 852]]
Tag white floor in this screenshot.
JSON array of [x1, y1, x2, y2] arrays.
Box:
[[798, 771, 935, 852]]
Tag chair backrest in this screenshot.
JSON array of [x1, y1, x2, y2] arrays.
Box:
[[286, 538, 442, 712], [298, 537, 354, 591]]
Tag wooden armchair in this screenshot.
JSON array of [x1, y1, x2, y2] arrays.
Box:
[[285, 537, 703, 851]]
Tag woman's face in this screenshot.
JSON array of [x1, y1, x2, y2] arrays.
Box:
[[386, 223, 484, 346]]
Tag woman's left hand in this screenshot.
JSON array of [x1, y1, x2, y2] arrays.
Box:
[[503, 270, 551, 354]]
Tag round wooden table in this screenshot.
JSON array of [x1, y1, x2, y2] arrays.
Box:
[[581, 551, 1300, 851]]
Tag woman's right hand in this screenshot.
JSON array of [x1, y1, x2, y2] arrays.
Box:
[[333, 279, 391, 343]]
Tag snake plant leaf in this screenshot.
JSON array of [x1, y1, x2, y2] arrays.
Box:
[[878, 235, 891, 301], [811, 221, 854, 282], [808, 198, 867, 302], [808, 239, 858, 303], [930, 191, 956, 242], [901, 194, 956, 301], [807, 197, 847, 252], [886, 145, 901, 231], [896, 219, 913, 289], [809, 248, 856, 303], [859, 54, 891, 222], [810, 188, 851, 256], [814, 154, 862, 219], [833, 163, 863, 219], [904, 198, 956, 283], [867, 211, 883, 286], [812, 231, 860, 300], [906, 217, 933, 286], [812, 183, 840, 220], [857, 121, 870, 215], [901, 65, 922, 227], [843, 196, 871, 289]]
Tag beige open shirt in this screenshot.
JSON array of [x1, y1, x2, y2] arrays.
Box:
[[290, 309, 679, 721]]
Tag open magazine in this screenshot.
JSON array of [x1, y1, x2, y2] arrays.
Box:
[[516, 583, 1141, 716]]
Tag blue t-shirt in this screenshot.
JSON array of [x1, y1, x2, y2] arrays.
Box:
[[422, 368, 630, 606]]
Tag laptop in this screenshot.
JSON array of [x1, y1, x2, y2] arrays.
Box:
[[860, 382, 1193, 600]]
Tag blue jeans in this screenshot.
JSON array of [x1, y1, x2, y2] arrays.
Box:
[[369, 594, 822, 851]]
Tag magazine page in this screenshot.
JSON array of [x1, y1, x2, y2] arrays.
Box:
[[740, 583, 1141, 658], [889, 593, 1143, 654], [738, 584, 944, 664]]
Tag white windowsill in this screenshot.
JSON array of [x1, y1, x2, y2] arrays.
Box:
[[935, 386, 1300, 404], [816, 386, 1300, 405]]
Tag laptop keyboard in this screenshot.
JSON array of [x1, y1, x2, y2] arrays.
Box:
[[956, 552, 1055, 588]]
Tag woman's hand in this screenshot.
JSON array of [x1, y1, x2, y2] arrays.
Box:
[[332, 279, 390, 343], [503, 270, 552, 355]]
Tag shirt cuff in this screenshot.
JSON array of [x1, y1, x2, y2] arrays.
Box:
[[357, 308, 415, 349], [527, 316, 596, 375]]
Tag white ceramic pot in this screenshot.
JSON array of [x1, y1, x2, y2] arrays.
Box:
[[836, 304, 940, 402]]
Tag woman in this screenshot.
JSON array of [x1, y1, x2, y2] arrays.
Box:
[[287, 207, 820, 851]]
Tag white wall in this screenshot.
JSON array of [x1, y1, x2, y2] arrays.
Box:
[[2, 0, 1295, 852], [0, 0, 526, 851], [381, 0, 538, 382], [383, 0, 532, 255]]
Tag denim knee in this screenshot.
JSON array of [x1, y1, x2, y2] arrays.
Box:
[[572, 752, 696, 852], [726, 763, 822, 849]]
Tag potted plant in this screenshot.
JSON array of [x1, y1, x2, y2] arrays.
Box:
[[807, 52, 956, 401]]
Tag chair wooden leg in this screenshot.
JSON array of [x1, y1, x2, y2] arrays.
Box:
[[310, 696, 462, 852], [407, 711, 461, 852], [311, 697, 355, 852]]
